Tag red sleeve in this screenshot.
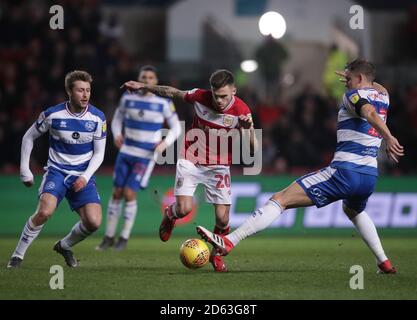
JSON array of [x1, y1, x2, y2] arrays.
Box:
[[236, 98, 252, 116], [184, 88, 207, 104]]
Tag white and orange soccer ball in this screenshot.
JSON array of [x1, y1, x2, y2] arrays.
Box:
[[179, 239, 210, 269]]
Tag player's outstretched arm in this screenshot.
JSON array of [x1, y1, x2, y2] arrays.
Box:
[[20, 124, 44, 187], [360, 104, 405, 163], [121, 81, 187, 100]]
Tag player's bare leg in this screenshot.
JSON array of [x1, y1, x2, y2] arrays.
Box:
[[210, 204, 230, 272], [56, 203, 102, 267], [343, 204, 396, 274], [160, 195, 192, 242], [197, 181, 313, 255], [97, 187, 123, 250], [114, 187, 137, 250], [7, 193, 57, 268]]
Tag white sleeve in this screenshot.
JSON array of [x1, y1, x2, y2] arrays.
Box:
[[163, 99, 176, 118], [35, 111, 50, 133], [111, 106, 124, 138], [20, 123, 44, 182], [80, 138, 106, 183], [164, 113, 182, 147]]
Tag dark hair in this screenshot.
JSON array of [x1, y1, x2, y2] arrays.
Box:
[[345, 59, 375, 82], [139, 65, 158, 76], [209, 69, 235, 89], [65, 70, 93, 92]]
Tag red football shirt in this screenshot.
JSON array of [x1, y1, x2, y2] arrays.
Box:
[[181, 88, 252, 166]]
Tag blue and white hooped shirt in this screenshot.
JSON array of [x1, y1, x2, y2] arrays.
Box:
[[35, 101, 107, 175], [331, 88, 389, 176], [116, 92, 177, 159]]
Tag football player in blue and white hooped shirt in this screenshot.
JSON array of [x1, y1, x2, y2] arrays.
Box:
[[195, 59, 405, 274], [7, 71, 107, 268], [96, 65, 181, 251]]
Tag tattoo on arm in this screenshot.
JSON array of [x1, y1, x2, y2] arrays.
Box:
[[146, 85, 186, 100]]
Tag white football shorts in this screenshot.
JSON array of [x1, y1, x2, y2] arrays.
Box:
[[174, 159, 231, 204]]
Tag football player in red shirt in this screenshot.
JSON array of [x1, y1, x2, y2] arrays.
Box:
[[122, 70, 257, 272]]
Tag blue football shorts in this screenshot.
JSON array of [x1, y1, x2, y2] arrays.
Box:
[[39, 167, 101, 211], [113, 152, 155, 192], [296, 166, 377, 213]]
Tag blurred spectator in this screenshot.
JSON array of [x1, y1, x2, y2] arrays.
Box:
[[99, 13, 124, 40], [255, 35, 288, 98], [322, 44, 349, 100], [0, 1, 130, 172], [255, 95, 286, 131]]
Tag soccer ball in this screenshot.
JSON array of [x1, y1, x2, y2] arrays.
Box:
[[179, 239, 210, 269]]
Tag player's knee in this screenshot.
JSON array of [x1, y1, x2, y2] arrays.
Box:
[[112, 189, 123, 200], [35, 208, 54, 222], [343, 204, 359, 220], [83, 215, 102, 232], [123, 188, 136, 202], [271, 191, 287, 209]]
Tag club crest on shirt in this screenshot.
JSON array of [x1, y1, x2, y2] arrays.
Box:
[[223, 115, 234, 127], [85, 121, 95, 131], [60, 120, 67, 128], [138, 109, 144, 117]]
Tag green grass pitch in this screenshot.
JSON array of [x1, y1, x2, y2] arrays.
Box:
[[1, 236, 416, 300]]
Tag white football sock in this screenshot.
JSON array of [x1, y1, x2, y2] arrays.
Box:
[[12, 216, 44, 259], [120, 200, 137, 240], [167, 203, 178, 220], [60, 221, 92, 250], [350, 211, 388, 264], [105, 199, 123, 238], [227, 199, 283, 246]]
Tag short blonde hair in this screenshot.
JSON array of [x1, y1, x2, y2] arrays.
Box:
[[65, 70, 93, 92]]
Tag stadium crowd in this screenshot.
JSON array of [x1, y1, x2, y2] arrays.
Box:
[[1, 1, 416, 175]]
